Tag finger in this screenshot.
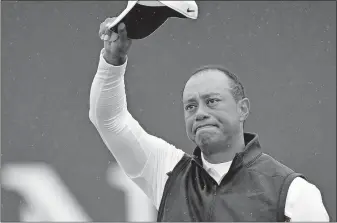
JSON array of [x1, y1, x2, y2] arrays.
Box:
[[105, 17, 117, 34], [99, 22, 105, 38], [101, 32, 118, 42], [99, 17, 116, 37], [118, 23, 128, 42], [108, 32, 119, 42], [105, 17, 116, 24]]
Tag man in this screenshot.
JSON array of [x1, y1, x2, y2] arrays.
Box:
[[89, 18, 330, 221]]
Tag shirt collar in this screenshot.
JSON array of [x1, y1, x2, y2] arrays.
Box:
[[201, 152, 232, 173]]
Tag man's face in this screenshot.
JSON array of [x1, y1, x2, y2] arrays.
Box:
[[182, 70, 247, 152]]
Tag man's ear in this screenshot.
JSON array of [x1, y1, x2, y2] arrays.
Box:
[[237, 98, 250, 122]]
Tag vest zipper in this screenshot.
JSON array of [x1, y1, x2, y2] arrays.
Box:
[[207, 184, 218, 221]]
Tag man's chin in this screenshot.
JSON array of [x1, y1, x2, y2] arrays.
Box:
[[195, 131, 218, 146]]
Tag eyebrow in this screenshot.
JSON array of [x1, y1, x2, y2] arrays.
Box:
[[183, 92, 221, 103]]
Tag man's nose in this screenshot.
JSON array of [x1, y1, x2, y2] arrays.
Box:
[[195, 106, 210, 121]]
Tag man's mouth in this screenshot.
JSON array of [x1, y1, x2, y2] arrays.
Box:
[[195, 124, 217, 133]]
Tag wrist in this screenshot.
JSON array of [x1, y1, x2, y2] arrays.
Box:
[[103, 50, 127, 66]]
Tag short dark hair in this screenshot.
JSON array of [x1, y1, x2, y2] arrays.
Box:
[[184, 65, 246, 102]]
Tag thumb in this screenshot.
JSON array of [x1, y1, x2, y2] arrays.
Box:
[[118, 23, 128, 42]]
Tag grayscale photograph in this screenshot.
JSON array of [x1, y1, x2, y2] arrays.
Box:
[[1, 1, 336, 222]]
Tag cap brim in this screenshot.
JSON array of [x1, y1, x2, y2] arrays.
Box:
[[108, 2, 187, 40]]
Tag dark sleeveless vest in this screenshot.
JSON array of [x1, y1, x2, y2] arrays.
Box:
[[157, 133, 305, 222]]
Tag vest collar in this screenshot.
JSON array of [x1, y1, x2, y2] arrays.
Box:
[[192, 132, 262, 170]]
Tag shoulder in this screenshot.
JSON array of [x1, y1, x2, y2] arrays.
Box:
[[286, 177, 330, 221], [288, 177, 323, 199], [251, 153, 295, 177]]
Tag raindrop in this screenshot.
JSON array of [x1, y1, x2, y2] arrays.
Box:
[[36, 52, 40, 56], [96, 176, 100, 180], [9, 42, 13, 46], [308, 81, 313, 85], [187, 41, 191, 45], [257, 25, 261, 29], [277, 33, 280, 36], [35, 116, 39, 119], [325, 24, 330, 32], [44, 77, 46, 80], [98, 197, 100, 199], [41, 132, 44, 136], [13, 77, 16, 81], [206, 12, 210, 17], [318, 100, 321, 104]]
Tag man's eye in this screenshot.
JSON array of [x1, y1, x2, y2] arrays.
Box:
[[207, 98, 220, 106], [185, 104, 196, 111]]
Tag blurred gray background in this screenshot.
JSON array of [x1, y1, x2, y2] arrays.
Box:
[[2, 1, 336, 221]]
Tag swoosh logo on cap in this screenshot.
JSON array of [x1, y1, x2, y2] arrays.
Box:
[[187, 8, 195, 13]]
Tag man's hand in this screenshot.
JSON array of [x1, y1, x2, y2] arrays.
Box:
[[99, 17, 132, 66]]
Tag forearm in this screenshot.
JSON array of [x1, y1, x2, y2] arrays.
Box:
[[89, 49, 127, 131]]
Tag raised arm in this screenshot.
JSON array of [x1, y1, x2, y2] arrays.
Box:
[[89, 19, 184, 208]]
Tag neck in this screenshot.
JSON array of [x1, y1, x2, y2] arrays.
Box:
[[201, 132, 245, 164]]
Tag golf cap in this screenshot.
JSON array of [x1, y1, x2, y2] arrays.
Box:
[[107, 1, 198, 39]]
